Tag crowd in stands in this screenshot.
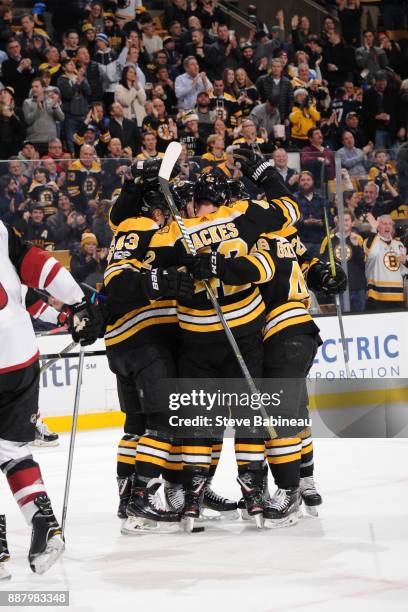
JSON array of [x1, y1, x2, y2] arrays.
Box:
[[0, 0, 407, 313]]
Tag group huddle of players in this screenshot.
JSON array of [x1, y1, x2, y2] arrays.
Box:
[[102, 147, 347, 533]]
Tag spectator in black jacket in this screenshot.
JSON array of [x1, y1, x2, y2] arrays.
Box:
[[58, 58, 91, 153], [322, 29, 356, 93], [272, 148, 300, 193], [183, 28, 218, 77], [0, 5, 14, 52], [164, 0, 190, 29], [2, 38, 35, 107], [0, 88, 25, 158], [46, 192, 77, 249], [211, 24, 242, 79], [17, 13, 48, 69], [362, 71, 401, 148], [108, 102, 141, 156], [256, 59, 293, 123], [76, 45, 104, 103]]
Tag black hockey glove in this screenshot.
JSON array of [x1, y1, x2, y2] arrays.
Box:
[[181, 252, 226, 280], [308, 261, 348, 295], [142, 267, 195, 300], [232, 147, 279, 187], [130, 159, 180, 188], [66, 297, 107, 346]]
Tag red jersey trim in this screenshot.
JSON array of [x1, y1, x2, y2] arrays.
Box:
[[0, 350, 39, 374]]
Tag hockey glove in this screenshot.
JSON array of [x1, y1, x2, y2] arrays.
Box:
[[66, 297, 107, 346], [232, 147, 279, 187], [308, 261, 348, 295], [142, 267, 195, 300], [181, 252, 226, 280]]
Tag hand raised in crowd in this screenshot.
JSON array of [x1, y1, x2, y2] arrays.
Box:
[[291, 14, 299, 29]]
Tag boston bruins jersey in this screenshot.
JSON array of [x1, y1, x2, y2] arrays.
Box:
[[146, 196, 300, 343], [253, 234, 320, 344], [28, 181, 59, 218], [67, 160, 102, 210], [209, 92, 241, 127], [103, 215, 178, 354], [364, 233, 407, 303]]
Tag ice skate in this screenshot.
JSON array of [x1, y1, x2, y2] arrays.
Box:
[[117, 476, 132, 519], [29, 495, 65, 574], [32, 419, 59, 447], [0, 515, 11, 580], [237, 470, 264, 529], [201, 478, 239, 520], [121, 479, 180, 534], [182, 471, 207, 533], [239, 463, 269, 521], [263, 487, 300, 528], [300, 476, 322, 517]]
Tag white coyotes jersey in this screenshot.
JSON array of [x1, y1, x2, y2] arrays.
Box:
[[0, 222, 38, 372]]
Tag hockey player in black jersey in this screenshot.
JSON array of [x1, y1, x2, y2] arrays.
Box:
[[146, 162, 301, 528], [103, 166, 196, 532]]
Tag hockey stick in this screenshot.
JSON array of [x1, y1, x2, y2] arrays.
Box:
[[322, 206, 351, 379], [39, 340, 78, 374], [61, 344, 86, 536], [159, 142, 277, 439]]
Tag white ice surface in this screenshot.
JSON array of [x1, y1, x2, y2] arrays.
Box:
[[1, 431, 408, 612]]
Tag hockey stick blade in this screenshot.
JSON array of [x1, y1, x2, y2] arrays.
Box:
[[159, 141, 182, 181]]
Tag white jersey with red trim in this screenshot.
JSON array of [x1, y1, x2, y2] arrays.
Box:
[[0, 221, 83, 372]]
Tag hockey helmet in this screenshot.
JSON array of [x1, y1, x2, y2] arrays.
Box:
[[227, 179, 250, 202], [170, 179, 195, 212], [194, 172, 230, 206], [141, 190, 169, 226]]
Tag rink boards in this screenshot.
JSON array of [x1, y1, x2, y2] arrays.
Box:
[[37, 311, 408, 436]]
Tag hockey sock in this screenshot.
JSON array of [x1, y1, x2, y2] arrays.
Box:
[[265, 437, 302, 489], [299, 429, 314, 478], [1, 458, 46, 525], [208, 439, 223, 478], [117, 434, 140, 478], [234, 438, 265, 471], [162, 442, 183, 484], [134, 434, 173, 486], [182, 439, 212, 472]]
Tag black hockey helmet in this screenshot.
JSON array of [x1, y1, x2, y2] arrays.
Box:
[[194, 172, 230, 206], [170, 178, 195, 212], [141, 190, 169, 226], [227, 179, 250, 202]]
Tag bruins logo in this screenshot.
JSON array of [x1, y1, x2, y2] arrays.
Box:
[[39, 188, 54, 204], [157, 123, 172, 141], [383, 251, 400, 271], [83, 176, 97, 195], [334, 243, 352, 262]]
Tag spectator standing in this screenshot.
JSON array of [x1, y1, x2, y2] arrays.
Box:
[[322, 29, 356, 93], [296, 170, 330, 257], [114, 66, 146, 127], [175, 57, 213, 110], [211, 24, 242, 78], [362, 71, 401, 148], [301, 127, 335, 184], [164, 0, 190, 29], [183, 28, 218, 77], [58, 58, 91, 154], [256, 58, 293, 124], [135, 133, 164, 161], [364, 215, 407, 309], [17, 13, 48, 69], [0, 88, 25, 158], [141, 20, 163, 57], [46, 192, 77, 249], [289, 88, 321, 149], [356, 30, 388, 82], [320, 208, 367, 312], [76, 46, 104, 103], [22, 78, 64, 156], [338, 0, 363, 46], [142, 97, 178, 153], [93, 33, 119, 108], [61, 29, 80, 59], [2, 39, 35, 107]]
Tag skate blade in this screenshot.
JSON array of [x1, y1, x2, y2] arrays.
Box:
[[121, 516, 179, 534], [254, 514, 264, 529], [303, 504, 319, 517], [31, 439, 60, 447], [199, 508, 240, 522], [264, 513, 299, 529], [182, 516, 196, 533], [240, 508, 253, 521], [0, 563, 11, 580], [30, 535, 64, 574]]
